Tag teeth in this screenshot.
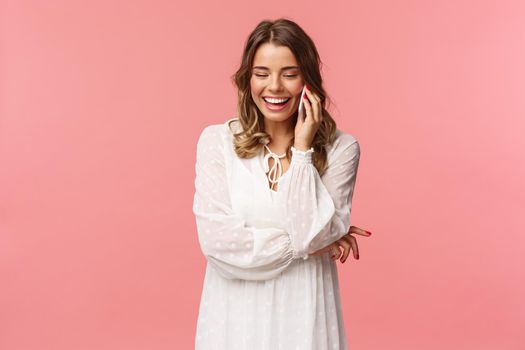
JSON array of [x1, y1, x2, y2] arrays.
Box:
[[264, 97, 290, 103]]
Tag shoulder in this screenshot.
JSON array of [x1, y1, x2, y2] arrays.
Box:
[[334, 129, 359, 148], [326, 129, 360, 162], [196, 117, 239, 159], [197, 117, 238, 144]]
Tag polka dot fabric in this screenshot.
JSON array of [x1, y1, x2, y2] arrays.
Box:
[[193, 118, 360, 349]]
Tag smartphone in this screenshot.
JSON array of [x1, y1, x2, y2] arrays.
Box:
[[297, 85, 307, 119]]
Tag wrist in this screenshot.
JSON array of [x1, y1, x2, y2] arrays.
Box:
[[293, 143, 311, 151]]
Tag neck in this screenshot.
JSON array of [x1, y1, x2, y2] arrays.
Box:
[[263, 116, 295, 145]]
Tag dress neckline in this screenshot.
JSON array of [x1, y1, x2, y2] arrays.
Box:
[[262, 144, 288, 192]]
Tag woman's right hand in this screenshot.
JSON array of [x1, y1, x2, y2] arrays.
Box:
[[294, 85, 322, 151], [308, 226, 372, 263]]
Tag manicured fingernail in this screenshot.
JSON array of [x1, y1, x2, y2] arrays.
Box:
[[365, 231, 372, 236], [306, 85, 310, 91], [303, 95, 308, 99], [356, 254, 360, 259]]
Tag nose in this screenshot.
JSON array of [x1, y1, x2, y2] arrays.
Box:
[[268, 74, 284, 92]]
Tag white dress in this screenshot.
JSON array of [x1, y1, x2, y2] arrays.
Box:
[[193, 117, 361, 350]]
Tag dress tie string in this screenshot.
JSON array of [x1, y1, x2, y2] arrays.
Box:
[[263, 144, 286, 189]]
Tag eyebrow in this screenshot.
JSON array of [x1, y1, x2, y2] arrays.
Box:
[[252, 66, 300, 71]]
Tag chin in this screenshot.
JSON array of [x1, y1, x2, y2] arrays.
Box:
[[263, 114, 293, 121]]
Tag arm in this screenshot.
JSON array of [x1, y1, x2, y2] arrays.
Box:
[[279, 137, 361, 259], [192, 125, 300, 281]]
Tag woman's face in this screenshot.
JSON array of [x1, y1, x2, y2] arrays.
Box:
[[250, 42, 305, 122]]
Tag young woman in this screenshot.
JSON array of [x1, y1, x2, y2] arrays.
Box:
[[193, 18, 372, 349]]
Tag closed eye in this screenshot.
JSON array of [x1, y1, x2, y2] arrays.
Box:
[[254, 74, 298, 78]]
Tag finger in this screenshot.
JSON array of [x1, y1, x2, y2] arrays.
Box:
[[337, 238, 352, 263], [302, 94, 313, 122], [347, 235, 359, 260], [329, 245, 337, 260], [304, 88, 320, 123], [330, 245, 342, 260], [305, 86, 321, 104], [348, 225, 372, 237]]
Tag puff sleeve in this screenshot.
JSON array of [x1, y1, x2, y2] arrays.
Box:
[[192, 126, 300, 281], [279, 138, 360, 260]]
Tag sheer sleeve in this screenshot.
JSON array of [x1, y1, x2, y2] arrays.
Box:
[[279, 137, 361, 260], [192, 125, 300, 281]]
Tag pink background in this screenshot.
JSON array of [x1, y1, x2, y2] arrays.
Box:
[[1, 1, 524, 349]]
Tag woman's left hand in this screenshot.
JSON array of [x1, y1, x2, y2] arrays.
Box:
[[308, 226, 373, 263], [294, 85, 322, 150]]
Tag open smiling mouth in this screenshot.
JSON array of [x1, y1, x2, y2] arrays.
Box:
[[263, 97, 291, 111]]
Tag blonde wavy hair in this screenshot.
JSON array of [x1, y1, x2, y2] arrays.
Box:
[[228, 18, 339, 177]]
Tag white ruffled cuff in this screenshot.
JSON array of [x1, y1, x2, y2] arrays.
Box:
[[290, 146, 314, 165]]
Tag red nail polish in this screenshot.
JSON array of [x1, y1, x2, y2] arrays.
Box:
[[306, 85, 310, 91], [365, 231, 372, 236]]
